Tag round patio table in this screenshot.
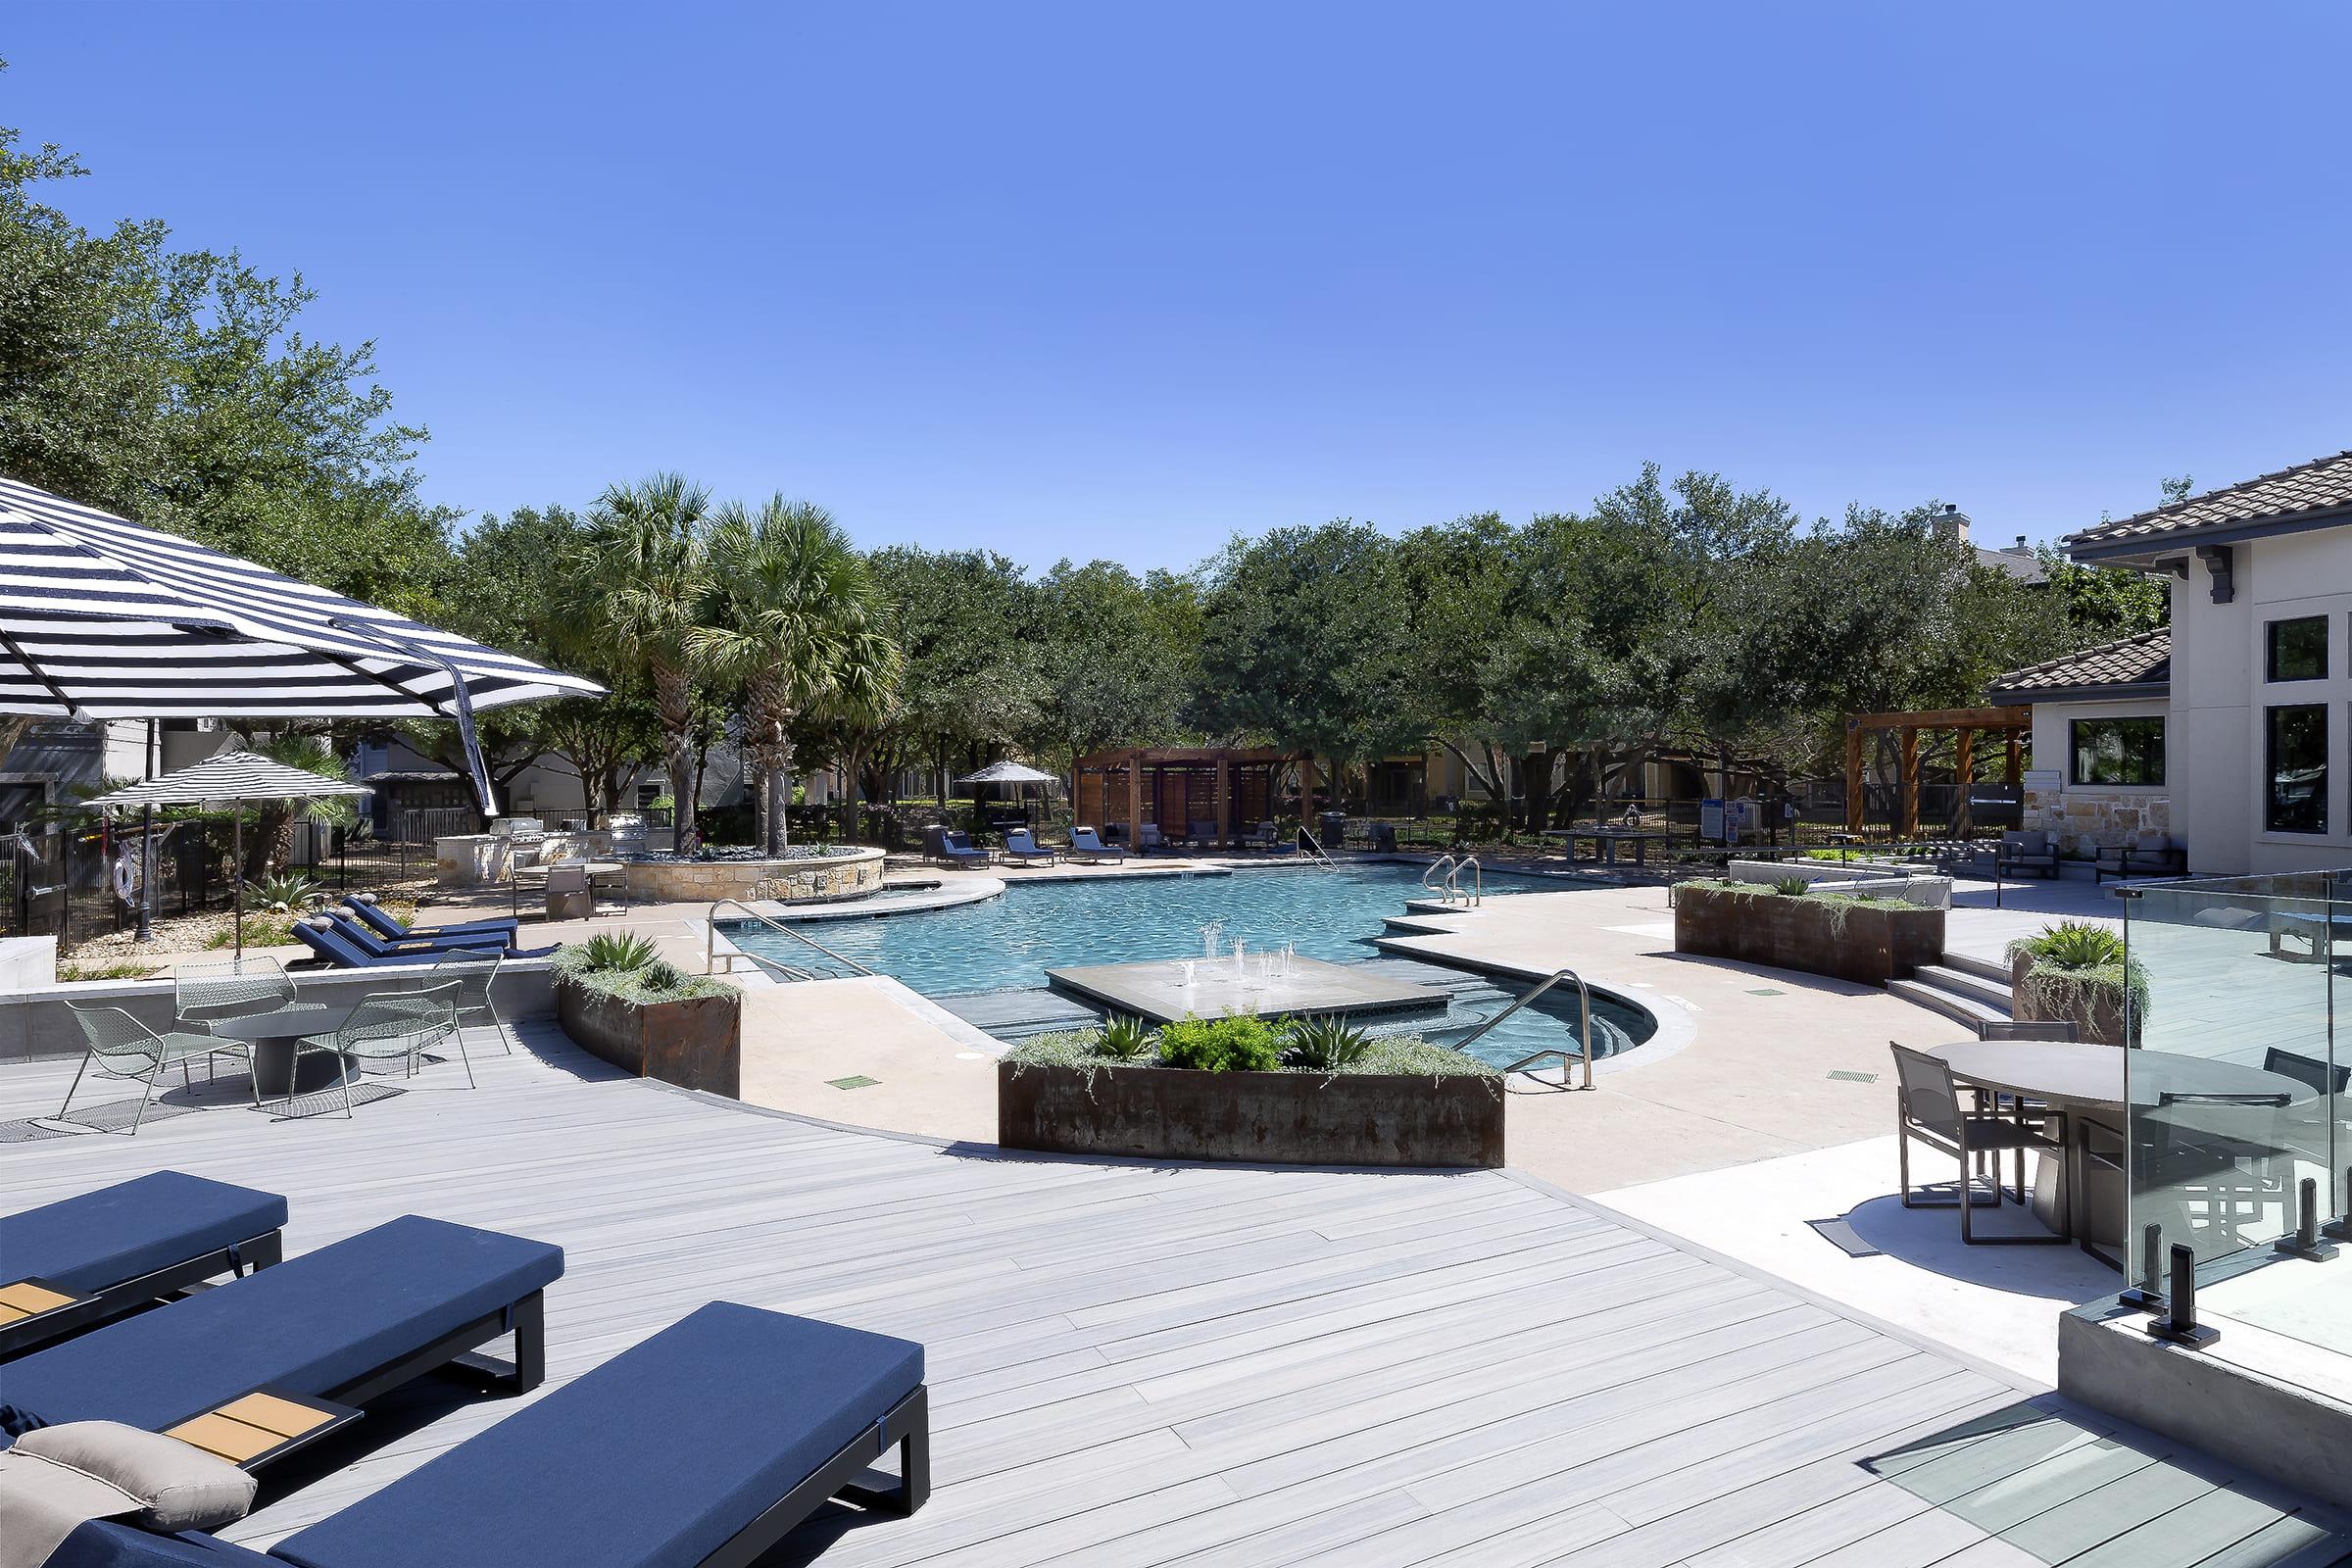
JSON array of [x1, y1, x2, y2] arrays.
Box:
[[209, 1004, 360, 1098], [1927, 1042, 2314, 1257]]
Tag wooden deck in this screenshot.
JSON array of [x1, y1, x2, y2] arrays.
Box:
[[4, 1030, 2347, 1567]]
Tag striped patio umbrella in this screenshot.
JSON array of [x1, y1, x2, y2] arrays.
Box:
[[0, 475, 603, 813], [84, 751, 375, 959]]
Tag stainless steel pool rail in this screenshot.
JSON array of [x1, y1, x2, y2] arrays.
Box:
[[704, 899, 874, 982], [1421, 855, 1483, 906], [1456, 966, 1595, 1090]]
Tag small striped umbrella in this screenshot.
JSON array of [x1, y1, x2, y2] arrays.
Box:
[[0, 474, 603, 813], [85, 751, 374, 958]]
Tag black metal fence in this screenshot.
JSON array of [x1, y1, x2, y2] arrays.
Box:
[[2, 817, 429, 956]]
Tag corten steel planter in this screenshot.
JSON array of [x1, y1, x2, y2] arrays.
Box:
[[555, 975, 742, 1098], [1673, 884, 1943, 986], [998, 1059, 1503, 1168], [2009, 953, 2131, 1047]]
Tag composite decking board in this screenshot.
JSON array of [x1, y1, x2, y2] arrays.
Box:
[[5, 1027, 2346, 1566]]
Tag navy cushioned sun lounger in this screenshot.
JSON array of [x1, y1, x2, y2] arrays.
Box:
[[1065, 826, 1129, 863], [322, 913, 523, 959], [0, 1174, 286, 1360], [291, 923, 524, 970], [1000, 828, 1056, 865], [0, 1215, 559, 1449], [338, 899, 517, 943], [48, 1301, 925, 1568]]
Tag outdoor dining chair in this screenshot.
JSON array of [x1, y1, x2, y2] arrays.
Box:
[[59, 1004, 255, 1134], [288, 980, 469, 1117], [1889, 1043, 2072, 1246], [433, 946, 513, 1054], [173, 956, 298, 1047]]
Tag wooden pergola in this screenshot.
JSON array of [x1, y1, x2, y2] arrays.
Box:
[[1073, 747, 1301, 848], [1844, 708, 2030, 837]]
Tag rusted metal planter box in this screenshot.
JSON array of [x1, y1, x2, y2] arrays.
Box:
[[1674, 883, 1943, 985], [998, 1059, 1503, 1168], [556, 976, 741, 1098]]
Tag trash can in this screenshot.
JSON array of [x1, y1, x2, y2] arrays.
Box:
[[1368, 821, 1397, 853], [1318, 810, 1348, 850]]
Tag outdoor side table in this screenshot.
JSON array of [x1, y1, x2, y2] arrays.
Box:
[[209, 1004, 360, 1098]]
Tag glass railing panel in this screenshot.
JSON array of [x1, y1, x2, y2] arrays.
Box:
[[2122, 872, 2343, 1358]]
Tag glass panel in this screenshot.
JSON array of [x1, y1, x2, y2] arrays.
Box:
[[2069, 717, 2166, 786], [2265, 614, 2328, 681], [2124, 875, 2343, 1361], [2264, 705, 2328, 834]]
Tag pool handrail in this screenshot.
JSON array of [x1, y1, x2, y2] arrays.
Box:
[[704, 899, 875, 980], [1461, 966, 1594, 1091], [1422, 855, 1482, 906]]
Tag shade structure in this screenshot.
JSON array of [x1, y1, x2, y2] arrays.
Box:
[[0, 475, 602, 812], [84, 750, 373, 961], [955, 760, 1059, 786]]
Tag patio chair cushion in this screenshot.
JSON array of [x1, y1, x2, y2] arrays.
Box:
[[0, 1218, 561, 1439], [14, 1423, 255, 1532], [0, 1173, 284, 1298], [270, 1301, 921, 1568]]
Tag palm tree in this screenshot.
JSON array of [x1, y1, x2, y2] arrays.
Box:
[[693, 496, 901, 855], [576, 474, 715, 849], [240, 732, 361, 880]]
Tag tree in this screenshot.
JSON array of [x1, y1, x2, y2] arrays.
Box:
[[695, 496, 900, 853], [575, 475, 716, 846], [0, 79, 454, 615], [1028, 560, 1200, 769], [238, 733, 360, 880], [865, 547, 1041, 803]]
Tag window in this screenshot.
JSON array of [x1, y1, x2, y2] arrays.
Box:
[[2267, 615, 2328, 681], [2069, 717, 2165, 786], [637, 780, 664, 809], [2266, 705, 2328, 834]]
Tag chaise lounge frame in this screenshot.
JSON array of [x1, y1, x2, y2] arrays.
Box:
[[698, 1385, 929, 1568]]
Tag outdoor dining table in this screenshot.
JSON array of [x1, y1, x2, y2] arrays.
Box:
[[1542, 826, 1674, 867], [208, 1004, 360, 1098], [1928, 1041, 2316, 1261]]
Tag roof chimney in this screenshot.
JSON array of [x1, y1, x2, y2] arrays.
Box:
[[1935, 504, 1972, 545]]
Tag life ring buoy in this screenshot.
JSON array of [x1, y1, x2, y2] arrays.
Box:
[[113, 850, 142, 905]]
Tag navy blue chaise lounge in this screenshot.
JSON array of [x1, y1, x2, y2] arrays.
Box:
[[0, 1173, 287, 1360], [39, 1301, 926, 1568], [921, 826, 991, 868], [0, 1215, 560, 1452], [291, 922, 545, 970], [337, 897, 518, 945], [323, 912, 550, 960]]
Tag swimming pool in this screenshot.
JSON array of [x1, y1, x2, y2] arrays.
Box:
[[734, 862, 1555, 995], [726, 861, 1658, 1067]]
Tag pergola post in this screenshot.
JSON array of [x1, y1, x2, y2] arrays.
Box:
[[2005, 731, 2023, 786], [1125, 749, 1144, 845], [1897, 727, 1922, 839], [1214, 757, 1231, 847], [1843, 721, 1865, 833], [1953, 727, 1976, 837], [1299, 753, 1318, 821]]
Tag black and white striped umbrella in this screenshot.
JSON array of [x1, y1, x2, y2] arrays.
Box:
[[0, 474, 604, 812]]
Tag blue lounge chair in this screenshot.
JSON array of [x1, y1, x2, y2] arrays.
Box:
[[1066, 826, 1131, 863], [1240, 820, 1297, 855], [47, 1301, 925, 1568], [1001, 828, 1057, 866], [1, 1215, 559, 1457], [325, 911, 543, 960], [291, 921, 505, 970], [0, 1173, 286, 1360], [338, 896, 518, 944], [921, 826, 992, 868], [1137, 823, 1167, 854]]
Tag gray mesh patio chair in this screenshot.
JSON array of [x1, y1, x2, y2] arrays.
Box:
[[175, 956, 298, 1037], [1890, 1043, 2071, 1246], [60, 1004, 253, 1134], [432, 947, 512, 1054], [288, 980, 468, 1118]]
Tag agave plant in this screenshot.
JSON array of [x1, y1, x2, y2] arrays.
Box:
[[1769, 875, 1811, 896], [2012, 920, 2126, 970], [1097, 1015, 1154, 1060], [1284, 1016, 1372, 1072], [575, 930, 662, 973], [245, 870, 324, 912]]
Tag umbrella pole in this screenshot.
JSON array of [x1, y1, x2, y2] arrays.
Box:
[[233, 808, 243, 963], [135, 721, 157, 945]]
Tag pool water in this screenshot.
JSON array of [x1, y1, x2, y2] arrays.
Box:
[[740, 863, 1545, 995], [729, 862, 1657, 1066]]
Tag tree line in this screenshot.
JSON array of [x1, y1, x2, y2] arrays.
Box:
[[1, 85, 2169, 839]]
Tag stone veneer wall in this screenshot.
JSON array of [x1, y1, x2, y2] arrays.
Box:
[[622, 845, 885, 906], [2023, 787, 2171, 855]]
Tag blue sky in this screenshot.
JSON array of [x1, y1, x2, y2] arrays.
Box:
[[8, 4, 2348, 568]]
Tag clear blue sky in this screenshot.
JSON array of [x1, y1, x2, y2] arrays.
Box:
[[8, 3, 2348, 568]]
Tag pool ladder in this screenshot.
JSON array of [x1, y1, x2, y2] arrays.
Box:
[[1457, 966, 1595, 1091], [704, 899, 875, 983], [1422, 855, 1483, 906]]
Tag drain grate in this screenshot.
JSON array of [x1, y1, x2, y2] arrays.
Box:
[[1828, 1069, 1878, 1084], [826, 1075, 880, 1091]]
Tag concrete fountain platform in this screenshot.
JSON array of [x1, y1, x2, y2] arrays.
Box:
[[1043, 954, 1441, 1025]]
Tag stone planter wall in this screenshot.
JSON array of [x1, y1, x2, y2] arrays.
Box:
[[1674, 883, 1944, 986], [623, 846, 885, 906], [998, 1059, 1503, 1168], [555, 975, 742, 1097]]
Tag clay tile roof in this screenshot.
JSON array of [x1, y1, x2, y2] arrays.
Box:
[[2066, 450, 2352, 555], [1987, 627, 2170, 702]]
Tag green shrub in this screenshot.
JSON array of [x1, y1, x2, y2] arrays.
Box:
[[2006, 920, 2148, 1041], [1098, 1014, 1155, 1059], [1283, 1015, 1372, 1071], [1769, 875, 1811, 896], [1156, 1015, 1284, 1072], [246, 870, 323, 911], [573, 930, 662, 973], [2009, 920, 2125, 969]]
